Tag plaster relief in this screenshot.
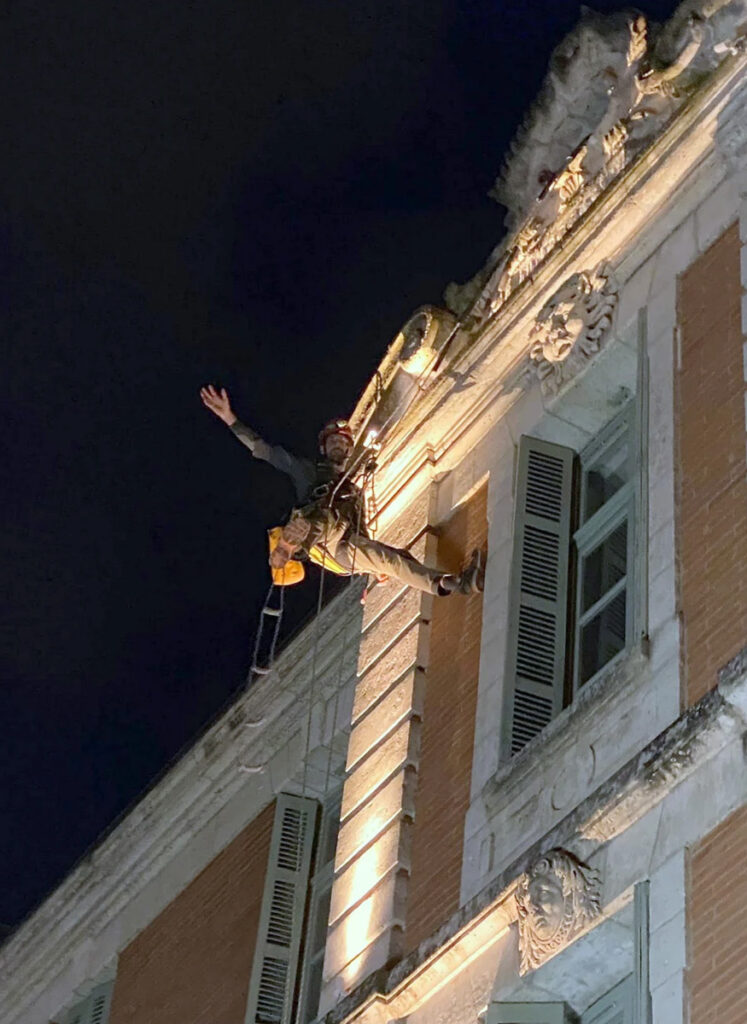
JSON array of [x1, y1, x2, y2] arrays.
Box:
[[515, 849, 601, 973], [526, 261, 619, 394]]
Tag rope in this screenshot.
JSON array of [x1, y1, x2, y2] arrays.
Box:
[[301, 515, 330, 798], [321, 462, 371, 798]]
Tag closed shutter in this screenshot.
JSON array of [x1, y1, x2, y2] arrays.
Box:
[[64, 981, 113, 1024], [244, 794, 318, 1024], [580, 976, 633, 1024], [501, 437, 575, 759]]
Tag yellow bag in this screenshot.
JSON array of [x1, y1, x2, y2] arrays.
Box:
[[268, 527, 351, 586]]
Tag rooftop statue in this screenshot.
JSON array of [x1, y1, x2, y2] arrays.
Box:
[[446, 1, 747, 321]]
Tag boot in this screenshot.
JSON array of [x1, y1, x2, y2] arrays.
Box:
[[437, 548, 485, 596]]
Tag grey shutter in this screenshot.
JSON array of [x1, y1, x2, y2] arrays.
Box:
[[245, 794, 318, 1024], [490, 1003, 577, 1023], [501, 437, 575, 758], [580, 976, 633, 1024], [64, 981, 113, 1024]]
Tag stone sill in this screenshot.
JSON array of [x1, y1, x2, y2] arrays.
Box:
[[483, 644, 649, 811]]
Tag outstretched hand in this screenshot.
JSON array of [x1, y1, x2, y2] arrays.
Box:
[[200, 385, 236, 426]]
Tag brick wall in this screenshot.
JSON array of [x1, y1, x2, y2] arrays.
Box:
[[403, 484, 487, 953], [108, 800, 275, 1024], [676, 223, 747, 706], [687, 805, 747, 1023]]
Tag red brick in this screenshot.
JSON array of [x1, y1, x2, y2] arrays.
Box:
[[403, 484, 487, 953], [675, 224, 747, 706], [109, 802, 275, 1024]]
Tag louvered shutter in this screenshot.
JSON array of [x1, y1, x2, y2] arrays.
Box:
[[245, 794, 318, 1024], [580, 976, 633, 1024], [64, 981, 113, 1024], [501, 437, 575, 759]]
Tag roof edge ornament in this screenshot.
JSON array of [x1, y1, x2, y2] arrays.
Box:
[[447, 1, 747, 323], [350, 305, 458, 447]]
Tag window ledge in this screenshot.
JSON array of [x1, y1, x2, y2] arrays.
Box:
[[484, 643, 650, 806]]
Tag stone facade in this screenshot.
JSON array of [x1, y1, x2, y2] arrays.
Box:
[[2, 4, 746, 1024]]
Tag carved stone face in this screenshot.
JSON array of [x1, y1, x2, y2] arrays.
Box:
[[525, 871, 565, 941], [527, 262, 618, 394], [515, 849, 601, 974]]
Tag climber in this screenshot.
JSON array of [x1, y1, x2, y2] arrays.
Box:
[[200, 384, 484, 595]]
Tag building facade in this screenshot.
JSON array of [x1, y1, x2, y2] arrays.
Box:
[[2, 4, 747, 1024]]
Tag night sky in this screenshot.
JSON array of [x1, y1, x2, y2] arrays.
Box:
[[1, 1, 679, 934]]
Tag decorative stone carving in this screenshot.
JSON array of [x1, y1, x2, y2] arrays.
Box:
[[526, 262, 618, 394], [465, 12, 721, 321], [515, 849, 601, 974]]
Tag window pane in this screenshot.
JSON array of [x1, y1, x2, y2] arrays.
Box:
[[583, 430, 630, 520], [581, 520, 627, 613], [302, 959, 324, 1024], [580, 587, 627, 685], [311, 885, 332, 954]]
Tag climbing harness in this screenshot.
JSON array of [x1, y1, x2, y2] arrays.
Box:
[[250, 452, 376, 678], [249, 312, 464, 689]]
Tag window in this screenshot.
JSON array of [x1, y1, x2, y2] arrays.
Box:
[[244, 794, 318, 1024], [296, 790, 342, 1024], [488, 977, 634, 1024], [244, 791, 341, 1024], [63, 982, 113, 1024], [579, 976, 634, 1024], [573, 405, 635, 690], [501, 404, 639, 758]]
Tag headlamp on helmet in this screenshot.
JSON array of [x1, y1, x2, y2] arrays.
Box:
[[319, 419, 354, 454]]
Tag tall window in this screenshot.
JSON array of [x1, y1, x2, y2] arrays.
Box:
[[574, 405, 635, 690], [501, 403, 639, 759], [244, 790, 341, 1024], [297, 790, 342, 1024]]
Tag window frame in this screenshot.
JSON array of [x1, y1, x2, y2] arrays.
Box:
[[296, 788, 342, 1024], [572, 402, 637, 692]]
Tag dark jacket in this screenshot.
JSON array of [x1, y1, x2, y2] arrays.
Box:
[[230, 419, 367, 533]]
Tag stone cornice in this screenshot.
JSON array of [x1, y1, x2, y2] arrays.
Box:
[[0, 586, 363, 1024], [369, 53, 747, 533], [320, 648, 747, 1024]]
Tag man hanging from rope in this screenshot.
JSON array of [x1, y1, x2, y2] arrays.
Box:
[[200, 385, 484, 596]]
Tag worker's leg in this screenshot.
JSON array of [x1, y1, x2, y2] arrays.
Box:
[[333, 533, 461, 595]]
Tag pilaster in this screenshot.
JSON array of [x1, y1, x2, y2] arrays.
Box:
[[319, 499, 436, 1013]]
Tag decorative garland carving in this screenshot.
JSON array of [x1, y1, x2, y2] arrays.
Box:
[[526, 261, 618, 394], [515, 849, 602, 974]]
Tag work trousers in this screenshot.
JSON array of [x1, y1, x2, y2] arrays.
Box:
[[300, 508, 444, 595]]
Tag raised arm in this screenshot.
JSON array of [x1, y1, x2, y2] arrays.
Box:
[[200, 385, 315, 500]]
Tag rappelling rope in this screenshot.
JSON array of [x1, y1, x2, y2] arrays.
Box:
[[320, 462, 371, 799]]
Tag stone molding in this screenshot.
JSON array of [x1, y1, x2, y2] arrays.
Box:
[[318, 658, 747, 1024], [716, 76, 747, 171], [365, 56, 747, 531], [0, 586, 363, 1024]]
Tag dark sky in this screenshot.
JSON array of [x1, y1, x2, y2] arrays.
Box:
[[1, 0, 679, 933]]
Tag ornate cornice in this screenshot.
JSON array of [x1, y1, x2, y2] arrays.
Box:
[[364, 52, 747, 533]]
